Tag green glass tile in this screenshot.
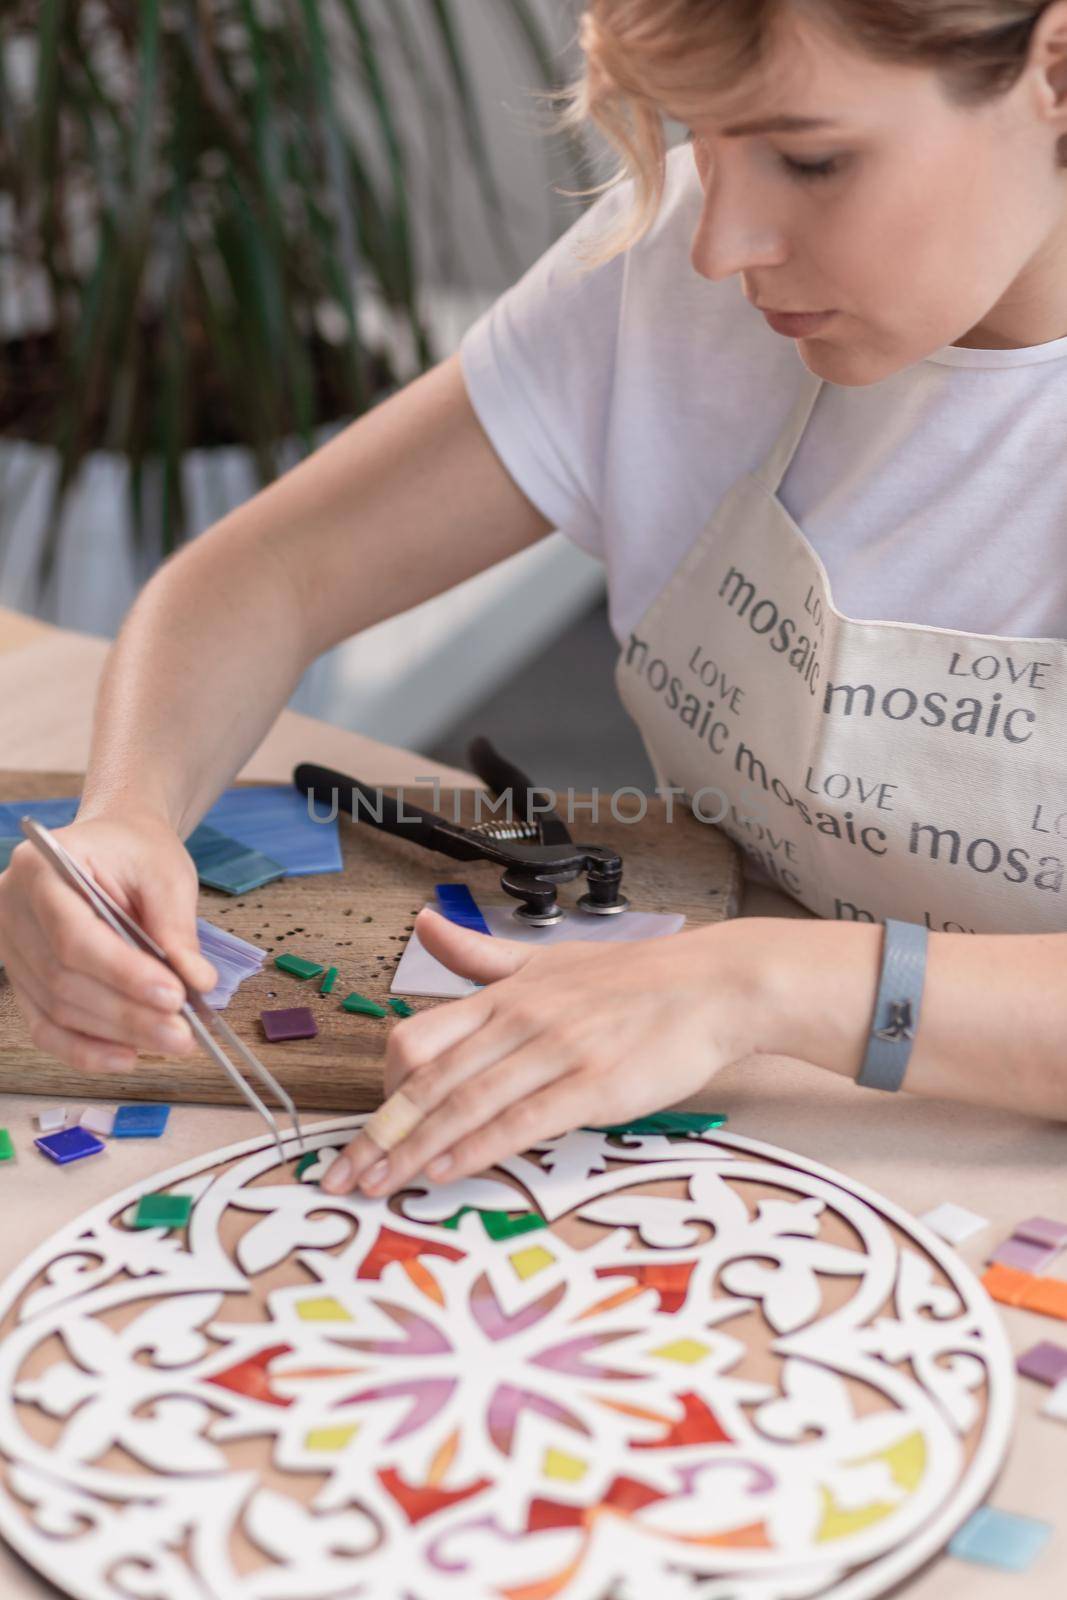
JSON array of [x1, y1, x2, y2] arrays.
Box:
[[341, 992, 387, 1018], [295, 1151, 322, 1179], [275, 954, 325, 980], [440, 1205, 475, 1231], [440, 1206, 546, 1238], [319, 966, 339, 995], [586, 1112, 728, 1138], [388, 998, 414, 1017], [480, 1210, 548, 1240], [0, 1128, 14, 1163], [132, 1193, 193, 1230]]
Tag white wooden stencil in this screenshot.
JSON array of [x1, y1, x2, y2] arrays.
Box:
[[0, 1120, 1014, 1600]]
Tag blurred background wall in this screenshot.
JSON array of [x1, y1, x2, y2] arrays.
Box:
[[397, 0, 586, 295]]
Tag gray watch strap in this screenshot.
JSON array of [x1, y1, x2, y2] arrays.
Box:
[[856, 919, 929, 1092]]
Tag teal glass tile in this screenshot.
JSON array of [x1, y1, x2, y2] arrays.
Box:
[[949, 1507, 1052, 1573], [185, 823, 286, 894]]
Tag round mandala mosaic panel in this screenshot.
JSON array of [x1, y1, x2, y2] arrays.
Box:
[[0, 1118, 1014, 1599]]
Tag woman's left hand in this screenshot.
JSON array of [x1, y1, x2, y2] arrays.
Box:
[[321, 905, 755, 1197]]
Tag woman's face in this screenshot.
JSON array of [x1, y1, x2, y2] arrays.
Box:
[[679, 2, 1067, 386]]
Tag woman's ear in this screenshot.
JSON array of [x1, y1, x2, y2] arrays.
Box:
[[1031, 0, 1067, 146]]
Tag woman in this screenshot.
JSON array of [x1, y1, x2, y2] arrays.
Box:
[[3, 0, 1067, 1200]]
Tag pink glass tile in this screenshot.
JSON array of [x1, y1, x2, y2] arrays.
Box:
[[1016, 1341, 1067, 1386], [1013, 1216, 1067, 1251], [989, 1236, 1060, 1274]]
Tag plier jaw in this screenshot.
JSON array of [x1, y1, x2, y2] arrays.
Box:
[[497, 840, 627, 926], [293, 737, 629, 926]]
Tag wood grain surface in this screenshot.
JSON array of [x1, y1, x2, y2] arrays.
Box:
[[0, 771, 741, 1109]]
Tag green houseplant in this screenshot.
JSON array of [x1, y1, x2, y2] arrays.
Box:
[[0, 0, 581, 613]]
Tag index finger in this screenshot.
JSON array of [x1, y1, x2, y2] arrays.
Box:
[[25, 860, 186, 1007], [380, 989, 496, 1098]]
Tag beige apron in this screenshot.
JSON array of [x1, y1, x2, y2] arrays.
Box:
[[615, 369, 1067, 934]]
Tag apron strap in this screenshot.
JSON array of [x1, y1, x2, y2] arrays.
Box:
[[754, 371, 825, 496]]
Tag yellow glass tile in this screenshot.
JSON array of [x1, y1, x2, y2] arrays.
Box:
[[543, 1447, 587, 1482], [305, 1424, 359, 1453], [509, 1244, 555, 1281], [815, 1432, 925, 1543], [296, 1296, 353, 1322], [649, 1337, 711, 1364], [816, 1484, 897, 1543], [853, 1430, 926, 1495]]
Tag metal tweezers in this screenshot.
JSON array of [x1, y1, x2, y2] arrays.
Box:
[[19, 817, 305, 1162]]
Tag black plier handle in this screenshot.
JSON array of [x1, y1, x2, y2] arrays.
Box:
[[292, 739, 627, 924]]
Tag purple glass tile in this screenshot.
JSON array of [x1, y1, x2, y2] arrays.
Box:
[[1016, 1340, 1067, 1386], [989, 1236, 1060, 1273], [261, 1007, 318, 1043], [1013, 1216, 1067, 1250]]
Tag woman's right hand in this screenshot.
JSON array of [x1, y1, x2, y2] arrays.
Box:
[[0, 811, 219, 1075]]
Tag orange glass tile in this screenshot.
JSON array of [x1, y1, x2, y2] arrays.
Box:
[[1020, 1276, 1067, 1321], [981, 1264, 1033, 1307], [594, 1259, 696, 1314]]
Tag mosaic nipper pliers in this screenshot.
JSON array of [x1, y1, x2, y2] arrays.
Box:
[[292, 737, 628, 926]]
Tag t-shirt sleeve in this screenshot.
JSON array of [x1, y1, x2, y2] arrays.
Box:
[[459, 186, 632, 559]]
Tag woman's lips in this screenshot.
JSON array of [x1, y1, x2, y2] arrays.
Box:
[[762, 309, 836, 338]]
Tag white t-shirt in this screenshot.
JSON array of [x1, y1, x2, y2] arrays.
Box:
[[459, 144, 1067, 647]]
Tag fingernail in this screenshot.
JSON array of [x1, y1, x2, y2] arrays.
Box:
[[104, 1053, 133, 1072], [426, 1153, 453, 1179], [146, 984, 182, 1010], [320, 1157, 352, 1193], [362, 1159, 389, 1191]]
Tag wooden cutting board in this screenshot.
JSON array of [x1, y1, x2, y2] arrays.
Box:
[[0, 771, 741, 1109]]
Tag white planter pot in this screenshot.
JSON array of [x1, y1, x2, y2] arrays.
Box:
[[0, 428, 338, 638], [0, 428, 605, 748], [0, 285, 606, 745]]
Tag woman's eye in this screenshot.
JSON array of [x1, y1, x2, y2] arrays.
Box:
[[779, 153, 844, 182]]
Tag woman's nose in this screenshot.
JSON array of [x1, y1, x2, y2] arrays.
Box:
[[689, 183, 788, 283]]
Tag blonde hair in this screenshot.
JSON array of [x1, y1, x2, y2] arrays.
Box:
[[559, 0, 1056, 263]]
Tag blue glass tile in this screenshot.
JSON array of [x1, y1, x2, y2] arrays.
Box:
[[0, 797, 79, 833], [1, 784, 341, 879], [435, 883, 491, 934], [35, 1126, 105, 1164], [113, 1104, 171, 1139], [200, 785, 341, 876]]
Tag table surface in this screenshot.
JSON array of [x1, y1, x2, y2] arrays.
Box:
[[1, 604, 1064, 1600]]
